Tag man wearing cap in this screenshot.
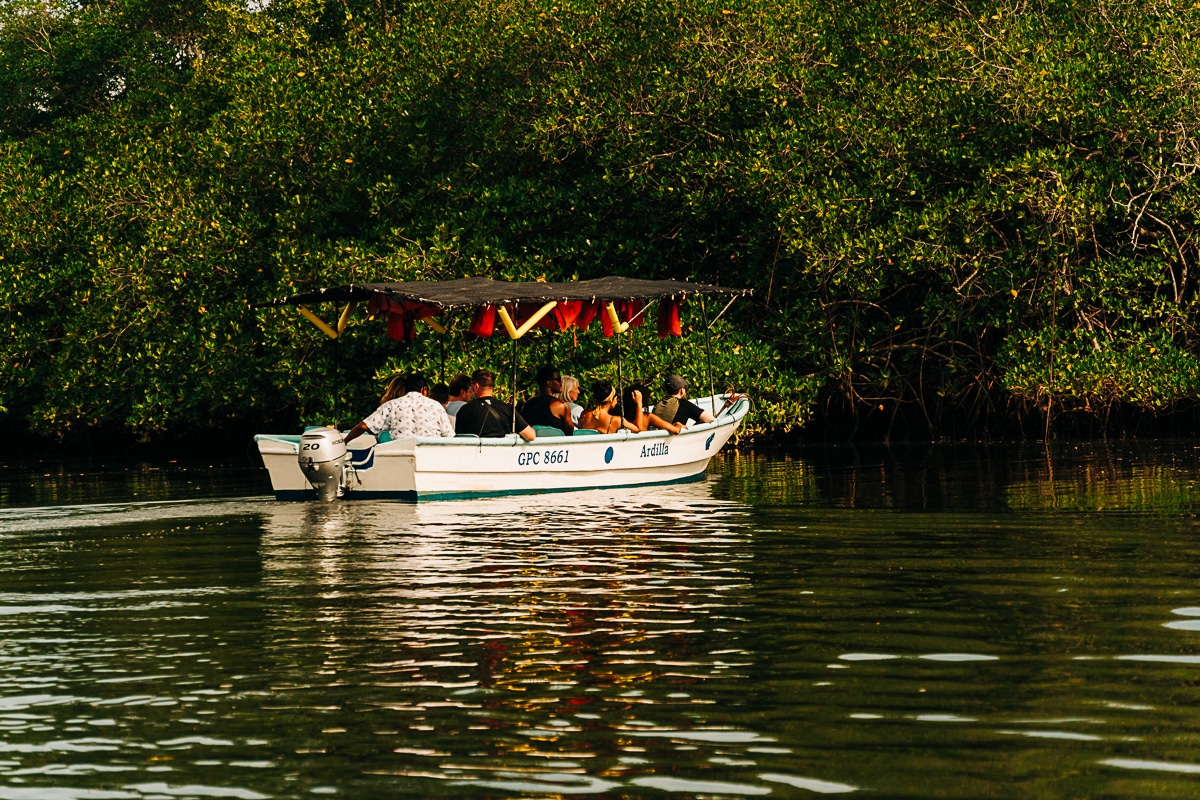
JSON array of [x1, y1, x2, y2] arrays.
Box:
[[654, 374, 716, 427]]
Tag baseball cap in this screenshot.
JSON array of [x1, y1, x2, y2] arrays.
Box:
[[664, 374, 688, 393]]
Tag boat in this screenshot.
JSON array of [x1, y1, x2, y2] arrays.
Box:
[[253, 276, 752, 502]]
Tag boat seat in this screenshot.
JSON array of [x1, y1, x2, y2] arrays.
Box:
[[572, 428, 600, 436], [532, 425, 566, 438], [455, 433, 479, 439], [377, 431, 392, 443]]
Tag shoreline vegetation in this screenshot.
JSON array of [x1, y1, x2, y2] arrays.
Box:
[[3, 0, 1200, 450]]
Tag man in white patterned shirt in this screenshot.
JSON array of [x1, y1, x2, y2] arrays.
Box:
[[344, 373, 455, 443]]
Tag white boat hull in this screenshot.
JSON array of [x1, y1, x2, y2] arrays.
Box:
[[254, 394, 750, 501]]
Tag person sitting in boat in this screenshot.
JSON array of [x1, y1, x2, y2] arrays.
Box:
[[429, 382, 450, 409], [455, 369, 536, 441], [379, 374, 407, 404], [654, 374, 716, 427], [579, 380, 640, 434], [344, 372, 456, 444], [558, 375, 583, 426], [520, 365, 574, 435], [445, 373, 471, 419], [621, 383, 684, 434]]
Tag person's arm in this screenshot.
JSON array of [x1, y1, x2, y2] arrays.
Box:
[[647, 413, 684, 434], [603, 410, 637, 433], [681, 398, 715, 424], [624, 390, 649, 432], [551, 399, 574, 432], [514, 409, 535, 441], [343, 420, 369, 444], [618, 399, 642, 431]]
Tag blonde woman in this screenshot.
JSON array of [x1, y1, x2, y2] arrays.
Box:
[[557, 375, 583, 426], [579, 380, 639, 434]]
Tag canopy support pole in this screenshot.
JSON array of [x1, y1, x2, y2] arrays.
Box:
[[421, 317, 448, 334], [706, 295, 739, 331], [604, 302, 631, 334], [511, 330, 519, 435], [298, 305, 338, 339], [497, 302, 557, 340], [336, 301, 356, 335], [332, 334, 340, 426], [700, 295, 716, 413], [616, 326, 624, 428]]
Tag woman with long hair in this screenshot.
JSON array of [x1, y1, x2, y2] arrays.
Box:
[[621, 383, 684, 434], [578, 380, 640, 434], [379, 374, 407, 404]]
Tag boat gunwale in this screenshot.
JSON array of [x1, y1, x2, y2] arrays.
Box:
[[254, 395, 749, 450]]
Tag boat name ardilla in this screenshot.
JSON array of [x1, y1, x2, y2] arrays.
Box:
[[639, 442, 669, 458]]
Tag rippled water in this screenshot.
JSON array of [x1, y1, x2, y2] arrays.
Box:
[[2, 444, 1200, 798]]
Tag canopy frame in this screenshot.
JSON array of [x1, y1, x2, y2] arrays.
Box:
[[261, 276, 751, 342], [260, 276, 752, 429]]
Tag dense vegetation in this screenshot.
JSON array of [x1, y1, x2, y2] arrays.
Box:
[[2, 0, 1199, 445]]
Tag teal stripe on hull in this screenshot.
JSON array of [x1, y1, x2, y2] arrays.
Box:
[[273, 471, 707, 503], [415, 470, 708, 501]]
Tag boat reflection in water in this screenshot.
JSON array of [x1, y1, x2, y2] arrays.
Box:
[[254, 480, 856, 796]]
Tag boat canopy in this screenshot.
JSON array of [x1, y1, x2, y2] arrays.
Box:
[[259, 276, 751, 341]]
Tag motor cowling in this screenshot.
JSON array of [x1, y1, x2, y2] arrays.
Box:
[[298, 427, 348, 501]]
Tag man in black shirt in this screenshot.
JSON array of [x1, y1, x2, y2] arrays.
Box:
[[654, 374, 716, 427], [520, 365, 574, 434], [455, 369, 536, 440]]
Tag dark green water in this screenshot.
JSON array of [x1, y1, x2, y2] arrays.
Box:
[[3, 444, 1200, 798]]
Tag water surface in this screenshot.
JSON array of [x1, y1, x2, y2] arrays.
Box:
[[2, 445, 1200, 798]]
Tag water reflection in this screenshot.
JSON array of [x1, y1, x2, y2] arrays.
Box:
[[0, 458, 270, 509], [710, 441, 1200, 512], [246, 484, 834, 795], [6, 448, 1200, 797]]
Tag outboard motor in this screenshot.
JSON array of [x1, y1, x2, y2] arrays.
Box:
[[298, 427, 348, 501]]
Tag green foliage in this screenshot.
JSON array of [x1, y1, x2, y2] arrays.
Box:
[[2, 0, 1200, 442], [282, 311, 814, 442], [999, 328, 1200, 406]]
